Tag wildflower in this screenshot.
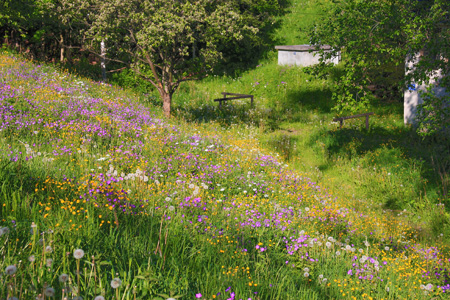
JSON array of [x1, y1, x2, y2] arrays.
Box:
[[305, 207, 310, 212], [385, 246, 390, 251], [364, 241, 370, 247], [347, 269, 353, 275], [165, 197, 172, 202], [196, 293, 202, 298], [94, 296, 105, 300], [168, 206, 175, 211], [318, 274, 324, 279], [0, 227, 9, 235], [73, 249, 85, 259], [304, 272, 309, 277], [111, 278, 122, 289], [46, 258, 53, 267], [325, 242, 332, 248], [336, 251, 341, 256], [59, 273, 69, 282], [303, 267, 310, 272], [28, 255, 36, 262], [5, 265, 17, 275], [45, 245, 53, 253], [44, 287, 55, 297]]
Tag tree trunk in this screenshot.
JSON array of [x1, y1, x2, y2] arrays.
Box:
[[161, 91, 172, 118], [101, 40, 107, 82], [60, 33, 65, 62]]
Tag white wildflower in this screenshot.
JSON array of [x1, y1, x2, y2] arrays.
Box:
[[44, 287, 55, 297], [111, 278, 122, 289], [73, 249, 85, 259], [46, 258, 53, 267], [5, 265, 17, 275], [59, 273, 69, 282], [0, 227, 10, 235]]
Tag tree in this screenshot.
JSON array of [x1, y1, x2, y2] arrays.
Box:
[[79, 0, 258, 118], [310, 0, 449, 132]]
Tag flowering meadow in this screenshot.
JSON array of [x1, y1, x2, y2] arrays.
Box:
[[1, 52, 450, 300]]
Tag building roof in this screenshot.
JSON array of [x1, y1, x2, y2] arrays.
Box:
[[275, 45, 333, 51]]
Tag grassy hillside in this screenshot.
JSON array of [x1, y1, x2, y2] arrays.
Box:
[[1, 48, 450, 299], [2, 0, 450, 299], [162, 0, 450, 222]]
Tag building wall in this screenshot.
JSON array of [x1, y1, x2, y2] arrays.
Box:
[[277, 50, 339, 67], [404, 53, 448, 125]]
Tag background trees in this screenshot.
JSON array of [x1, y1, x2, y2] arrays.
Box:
[[1, 0, 283, 118], [84, 0, 259, 118], [310, 0, 449, 133]]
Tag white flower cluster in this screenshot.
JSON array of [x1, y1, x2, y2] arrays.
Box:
[[420, 283, 434, 294], [24, 143, 41, 159], [118, 167, 148, 182], [189, 183, 200, 196], [318, 274, 328, 284]]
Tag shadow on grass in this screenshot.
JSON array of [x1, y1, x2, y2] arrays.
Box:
[[283, 87, 334, 116], [172, 84, 334, 130], [309, 124, 450, 209]]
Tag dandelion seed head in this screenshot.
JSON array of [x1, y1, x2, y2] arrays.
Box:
[[111, 278, 122, 289], [5, 265, 17, 275], [59, 273, 69, 282], [44, 287, 55, 297], [73, 249, 85, 259]]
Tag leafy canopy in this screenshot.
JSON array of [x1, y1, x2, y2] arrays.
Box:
[[310, 0, 449, 130]]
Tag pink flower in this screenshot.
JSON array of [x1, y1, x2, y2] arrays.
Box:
[[196, 293, 202, 298]]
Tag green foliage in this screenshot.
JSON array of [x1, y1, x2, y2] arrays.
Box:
[[416, 88, 450, 137], [310, 0, 450, 126]]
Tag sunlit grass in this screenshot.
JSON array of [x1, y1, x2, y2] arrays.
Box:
[[1, 42, 450, 300]]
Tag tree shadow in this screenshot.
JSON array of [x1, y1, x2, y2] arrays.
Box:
[[309, 124, 450, 209], [283, 87, 334, 116]]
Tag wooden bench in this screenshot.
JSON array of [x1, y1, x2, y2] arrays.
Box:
[[214, 92, 254, 108], [333, 112, 374, 130]]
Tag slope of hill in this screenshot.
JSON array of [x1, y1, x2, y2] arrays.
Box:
[[1, 49, 449, 299]]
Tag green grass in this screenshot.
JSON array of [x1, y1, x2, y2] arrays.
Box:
[[2, 0, 450, 299]]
